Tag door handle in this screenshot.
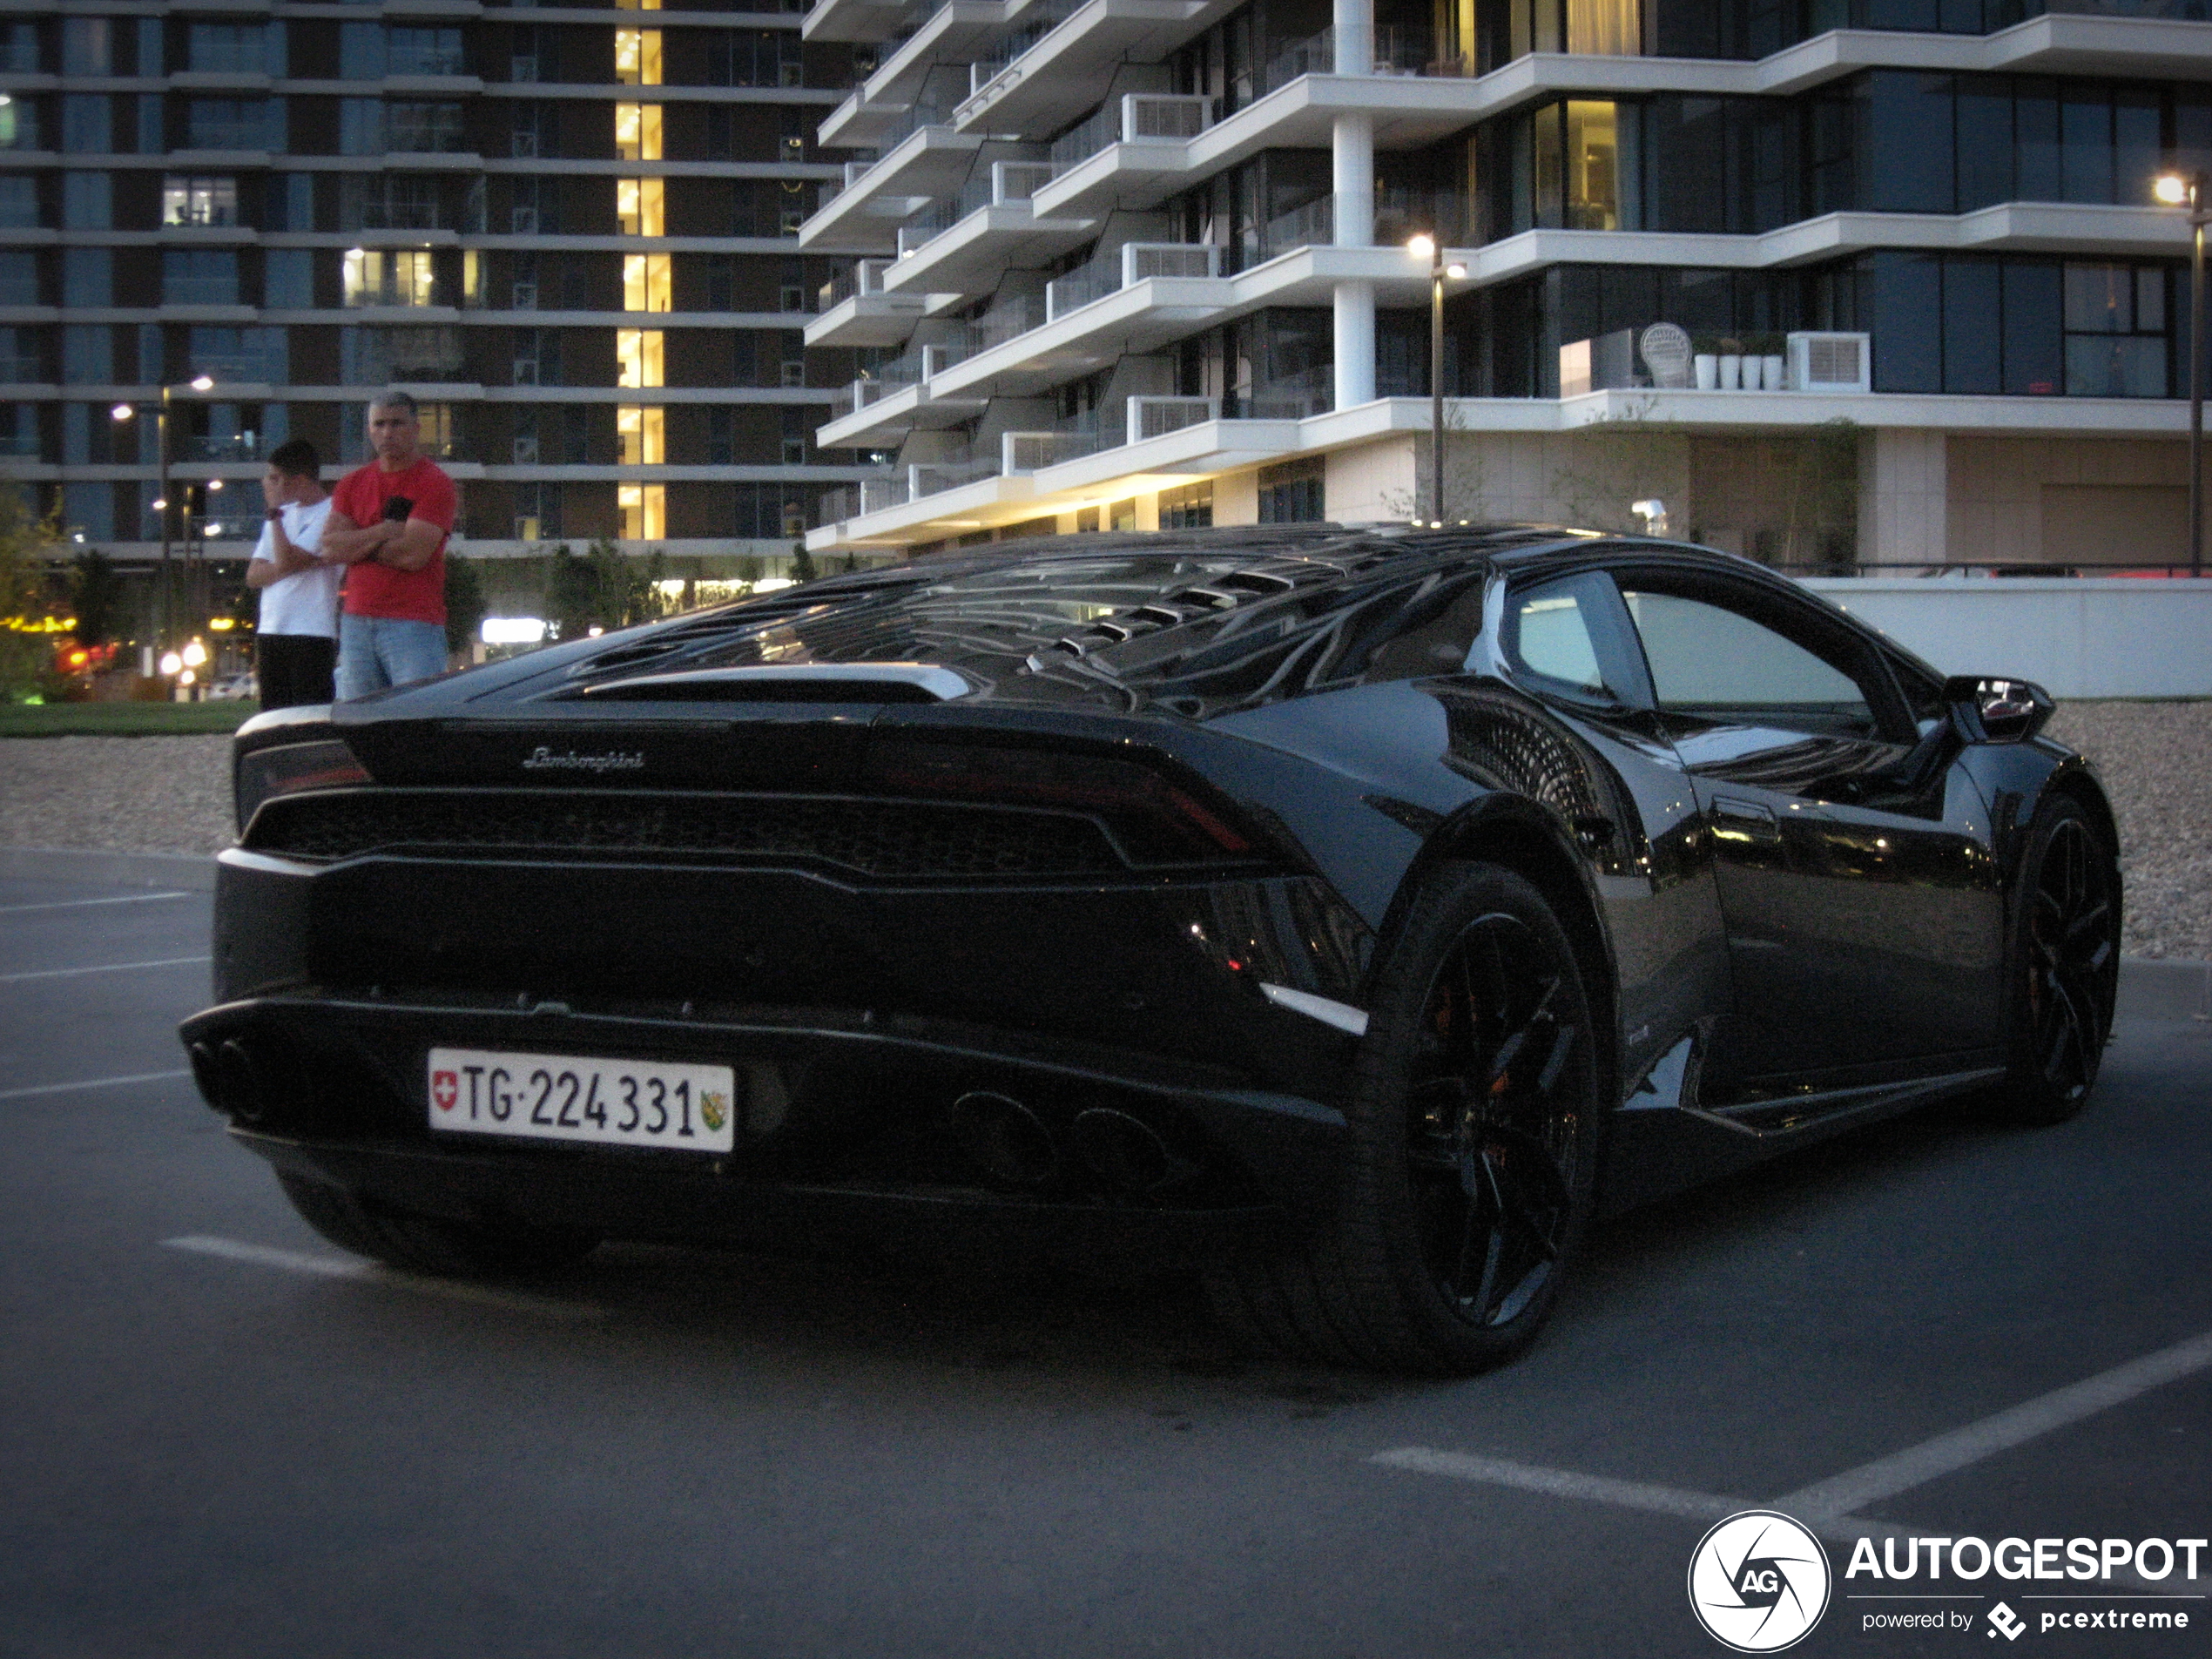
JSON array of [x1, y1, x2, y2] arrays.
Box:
[[1710, 796, 1781, 842]]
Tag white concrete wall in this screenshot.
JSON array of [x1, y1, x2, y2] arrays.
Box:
[[1803, 577, 2212, 698]]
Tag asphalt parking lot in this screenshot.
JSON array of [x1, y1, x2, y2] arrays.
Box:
[[2, 868, 2208, 1658]]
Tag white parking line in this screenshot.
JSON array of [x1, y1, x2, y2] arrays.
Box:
[[0, 891, 193, 914], [0, 955, 210, 984], [0, 1068, 192, 1102], [163, 1236, 608, 1323], [1773, 1325, 2212, 1523], [1369, 1447, 1743, 1522]]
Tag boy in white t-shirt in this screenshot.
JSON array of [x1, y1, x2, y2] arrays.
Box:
[[246, 438, 341, 708]]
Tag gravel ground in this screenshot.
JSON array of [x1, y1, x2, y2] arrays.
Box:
[[2, 705, 2205, 956]]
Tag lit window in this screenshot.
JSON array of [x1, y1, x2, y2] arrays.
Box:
[[162, 176, 238, 227], [619, 482, 665, 539], [617, 328, 664, 388], [614, 29, 661, 86], [615, 102, 663, 161], [342, 246, 436, 307], [617, 0, 663, 10], [622, 253, 672, 313], [617, 405, 664, 464], [616, 177, 664, 237]]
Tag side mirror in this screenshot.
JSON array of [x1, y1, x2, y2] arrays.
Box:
[[1944, 676, 2054, 745]]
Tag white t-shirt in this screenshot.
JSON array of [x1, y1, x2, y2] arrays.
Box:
[[250, 497, 341, 638]]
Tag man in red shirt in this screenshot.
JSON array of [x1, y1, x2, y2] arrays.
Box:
[[321, 390, 458, 698]]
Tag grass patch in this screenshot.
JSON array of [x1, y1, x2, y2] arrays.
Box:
[[0, 701, 260, 738]]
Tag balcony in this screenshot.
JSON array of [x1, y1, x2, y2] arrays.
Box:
[[1043, 239, 1218, 320], [878, 161, 1096, 297], [806, 258, 937, 347], [953, 0, 1212, 138], [802, 121, 983, 252]]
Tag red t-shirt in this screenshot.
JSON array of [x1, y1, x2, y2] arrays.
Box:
[[331, 455, 456, 624]]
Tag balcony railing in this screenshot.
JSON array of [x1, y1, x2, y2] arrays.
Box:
[[912, 452, 1001, 496], [1127, 395, 1217, 442], [896, 160, 1055, 256], [1258, 195, 1333, 260], [969, 0, 1078, 90], [1243, 364, 1332, 419], [1261, 26, 1333, 92], [818, 258, 896, 310], [1044, 241, 1219, 322], [1048, 93, 1212, 174]]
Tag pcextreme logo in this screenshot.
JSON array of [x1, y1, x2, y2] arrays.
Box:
[[1689, 1511, 1834, 1653]]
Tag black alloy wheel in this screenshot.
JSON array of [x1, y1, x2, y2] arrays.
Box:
[[1205, 863, 1602, 1373], [2002, 796, 2120, 1124], [1403, 910, 1587, 1332]]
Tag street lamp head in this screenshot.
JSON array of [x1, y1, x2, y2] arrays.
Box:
[[110, 403, 134, 421], [181, 640, 208, 668], [1406, 233, 1436, 260], [1446, 262, 1468, 280], [2155, 172, 2192, 206], [189, 374, 215, 392], [206, 478, 223, 491], [158, 651, 183, 677], [151, 497, 167, 511]]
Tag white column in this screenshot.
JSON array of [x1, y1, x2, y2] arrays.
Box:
[[1332, 112, 1373, 248], [1335, 280, 1376, 409], [1332, 0, 1372, 75]]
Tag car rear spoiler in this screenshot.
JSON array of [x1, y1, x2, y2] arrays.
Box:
[[568, 663, 974, 704]]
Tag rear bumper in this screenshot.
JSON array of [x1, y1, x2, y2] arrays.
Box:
[[180, 986, 1350, 1258]]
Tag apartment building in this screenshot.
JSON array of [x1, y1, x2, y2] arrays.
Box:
[[799, 0, 2212, 568], [5, 0, 878, 584]]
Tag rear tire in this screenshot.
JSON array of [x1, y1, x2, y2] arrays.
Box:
[[1991, 794, 2120, 1126], [1205, 863, 1602, 1374], [276, 1170, 600, 1278]]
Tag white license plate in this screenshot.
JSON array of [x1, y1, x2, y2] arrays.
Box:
[[428, 1048, 736, 1152]]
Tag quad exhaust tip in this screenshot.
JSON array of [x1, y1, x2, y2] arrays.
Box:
[[186, 1036, 273, 1125], [949, 1091, 1059, 1188]]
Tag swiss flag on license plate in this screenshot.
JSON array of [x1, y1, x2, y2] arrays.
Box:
[[431, 1070, 459, 1112]]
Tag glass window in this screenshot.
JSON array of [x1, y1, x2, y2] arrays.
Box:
[[1863, 72, 1953, 214], [137, 96, 165, 155], [264, 248, 314, 308], [187, 23, 266, 72], [342, 247, 436, 307], [63, 325, 113, 385], [2064, 261, 2132, 334], [62, 95, 111, 155], [340, 23, 385, 78], [62, 172, 112, 230], [1509, 583, 1612, 698], [2059, 86, 2112, 204], [617, 177, 664, 236], [615, 103, 662, 161], [164, 249, 240, 306], [3, 20, 39, 71], [161, 175, 238, 226], [1563, 101, 1627, 230], [64, 482, 115, 543], [63, 17, 111, 75], [388, 26, 463, 75], [617, 405, 664, 464], [388, 102, 464, 154], [2001, 260, 2062, 395], [619, 482, 666, 540], [1955, 80, 2012, 211], [340, 100, 386, 156], [617, 328, 664, 388], [615, 29, 663, 86], [1159, 480, 1212, 529], [1622, 589, 1873, 733], [186, 99, 269, 151], [135, 17, 163, 76], [0, 253, 38, 305], [1866, 252, 1942, 393], [62, 247, 111, 306], [1942, 259, 2001, 394], [623, 253, 672, 312]]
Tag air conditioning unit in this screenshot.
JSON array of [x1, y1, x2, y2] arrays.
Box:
[[1786, 332, 1871, 394]]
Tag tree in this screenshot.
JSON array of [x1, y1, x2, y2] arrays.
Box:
[[789, 543, 819, 585], [0, 486, 64, 701], [69, 549, 125, 651], [444, 553, 487, 656]]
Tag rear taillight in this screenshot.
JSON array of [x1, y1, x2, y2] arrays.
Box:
[[866, 739, 1254, 865], [235, 739, 373, 835]]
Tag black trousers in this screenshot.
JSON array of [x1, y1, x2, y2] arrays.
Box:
[[258, 633, 338, 709]]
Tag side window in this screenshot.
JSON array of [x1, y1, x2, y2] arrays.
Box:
[[1620, 587, 1877, 737], [1504, 571, 1637, 705]]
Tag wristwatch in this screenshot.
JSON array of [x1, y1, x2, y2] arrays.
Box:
[[266, 506, 284, 523]]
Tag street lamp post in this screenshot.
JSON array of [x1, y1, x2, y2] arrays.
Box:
[[2155, 170, 2207, 577], [1406, 234, 1469, 528], [110, 374, 214, 651]]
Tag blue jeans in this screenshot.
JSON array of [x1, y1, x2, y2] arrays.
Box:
[[336, 614, 449, 700]]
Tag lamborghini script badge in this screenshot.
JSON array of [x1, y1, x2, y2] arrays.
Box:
[[522, 745, 645, 773]]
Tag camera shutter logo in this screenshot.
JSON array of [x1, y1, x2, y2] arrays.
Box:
[[1687, 1511, 1831, 1652]]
